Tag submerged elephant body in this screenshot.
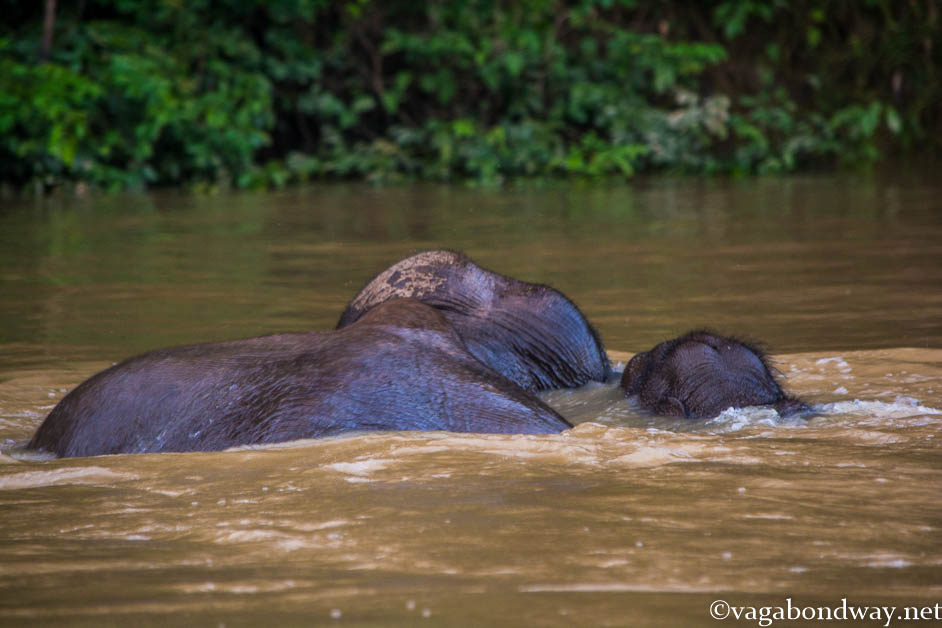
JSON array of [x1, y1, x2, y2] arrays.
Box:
[[30, 250, 813, 459], [621, 330, 808, 419], [338, 250, 610, 392], [29, 300, 571, 458]]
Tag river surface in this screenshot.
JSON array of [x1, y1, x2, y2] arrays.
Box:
[[1, 176, 941, 627]]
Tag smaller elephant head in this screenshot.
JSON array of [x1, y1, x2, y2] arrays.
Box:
[[620, 330, 808, 419]]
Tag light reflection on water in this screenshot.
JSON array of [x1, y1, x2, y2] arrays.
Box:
[[1, 177, 941, 626]]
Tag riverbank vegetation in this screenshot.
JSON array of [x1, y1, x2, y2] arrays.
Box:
[[2, 0, 939, 191]]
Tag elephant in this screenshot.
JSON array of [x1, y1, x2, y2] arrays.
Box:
[[29, 299, 571, 458], [620, 330, 809, 419], [338, 250, 611, 392]]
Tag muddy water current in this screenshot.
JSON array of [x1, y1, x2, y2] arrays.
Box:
[[1, 176, 941, 626]]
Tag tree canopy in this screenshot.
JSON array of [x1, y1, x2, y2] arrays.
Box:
[[2, 0, 938, 191]]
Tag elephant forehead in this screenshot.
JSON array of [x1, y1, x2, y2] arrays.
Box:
[[373, 263, 450, 297], [672, 340, 764, 371]]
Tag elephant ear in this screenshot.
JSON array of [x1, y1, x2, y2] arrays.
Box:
[[655, 396, 687, 418], [620, 351, 650, 395], [465, 291, 610, 391]]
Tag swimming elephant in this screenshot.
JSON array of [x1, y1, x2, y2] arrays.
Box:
[[29, 300, 571, 458], [620, 330, 808, 419], [337, 250, 610, 392]]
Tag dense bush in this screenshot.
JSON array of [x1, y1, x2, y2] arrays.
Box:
[[1, 0, 939, 191]]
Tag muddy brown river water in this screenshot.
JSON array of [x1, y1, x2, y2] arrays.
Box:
[[1, 176, 941, 626]]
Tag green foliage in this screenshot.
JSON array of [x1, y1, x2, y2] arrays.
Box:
[[1, 0, 939, 191], [1, 3, 274, 190]]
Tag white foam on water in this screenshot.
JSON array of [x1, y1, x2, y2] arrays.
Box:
[[815, 356, 853, 373], [705, 406, 785, 432], [819, 397, 942, 419], [324, 459, 394, 476], [519, 582, 729, 593], [0, 466, 135, 490]]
